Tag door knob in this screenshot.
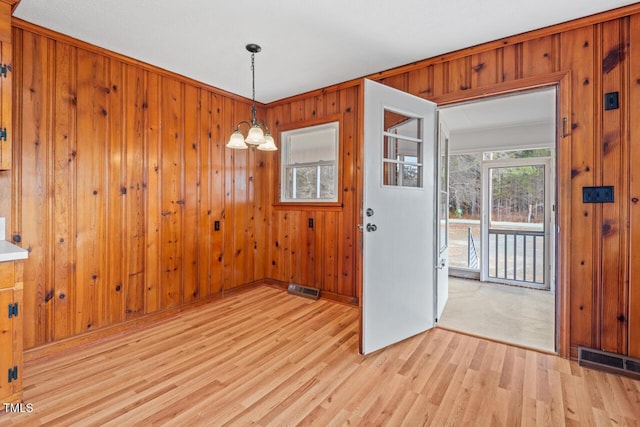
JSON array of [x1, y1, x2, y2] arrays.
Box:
[[366, 223, 377, 232]]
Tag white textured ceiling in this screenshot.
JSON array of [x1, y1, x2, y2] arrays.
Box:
[[440, 87, 557, 153], [13, 0, 637, 103]]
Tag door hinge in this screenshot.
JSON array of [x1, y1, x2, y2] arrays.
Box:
[[8, 302, 18, 318], [7, 366, 18, 383], [0, 128, 7, 141], [0, 64, 10, 78]]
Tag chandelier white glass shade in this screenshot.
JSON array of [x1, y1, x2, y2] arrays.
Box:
[[226, 44, 277, 151]]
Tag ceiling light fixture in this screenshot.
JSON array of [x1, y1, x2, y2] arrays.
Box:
[[226, 44, 277, 151]]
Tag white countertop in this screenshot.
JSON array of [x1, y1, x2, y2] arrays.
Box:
[[0, 217, 29, 262], [0, 240, 28, 262]]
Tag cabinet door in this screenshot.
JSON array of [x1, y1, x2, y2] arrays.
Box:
[[0, 287, 14, 400], [0, 39, 10, 170]]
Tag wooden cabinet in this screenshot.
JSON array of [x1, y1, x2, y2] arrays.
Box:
[[0, 1, 11, 170], [0, 262, 22, 404], [0, 39, 11, 170]]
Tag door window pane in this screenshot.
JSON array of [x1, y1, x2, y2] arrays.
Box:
[[382, 110, 422, 188]]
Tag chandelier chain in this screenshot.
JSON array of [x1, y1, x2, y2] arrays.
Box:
[[250, 52, 257, 124]]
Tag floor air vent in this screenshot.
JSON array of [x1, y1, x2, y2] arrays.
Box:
[[578, 346, 640, 380], [287, 284, 320, 300]]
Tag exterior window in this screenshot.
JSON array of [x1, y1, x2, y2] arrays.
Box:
[[280, 121, 339, 203]]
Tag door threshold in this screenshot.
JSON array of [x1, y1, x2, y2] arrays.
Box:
[[435, 324, 557, 355]]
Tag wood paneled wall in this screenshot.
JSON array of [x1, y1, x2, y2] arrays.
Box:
[[264, 92, 359, 304], [4, 5, 640, 358], [268, 6, 640, 358], [4, 25, 271, 350]]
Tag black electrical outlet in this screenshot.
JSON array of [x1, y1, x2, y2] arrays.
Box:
[[214, 220, 220, 231], [583, 186, 614, 203], [605, 92, 619, 110], [308, 218, 314, 229]]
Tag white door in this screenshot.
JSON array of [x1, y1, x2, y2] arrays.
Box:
[[480, 158, 552, 289], [361, 79, 438, 355], [436, 120, 450, 319]]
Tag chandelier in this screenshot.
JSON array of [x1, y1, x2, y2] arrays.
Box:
[[226, 44, 277, 151]]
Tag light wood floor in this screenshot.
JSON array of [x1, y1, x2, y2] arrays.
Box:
[[1, 286, 639, 426]]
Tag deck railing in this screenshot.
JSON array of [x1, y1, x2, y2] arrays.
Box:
[[467, 227, 479, 269], [487, 228, 545, 285]]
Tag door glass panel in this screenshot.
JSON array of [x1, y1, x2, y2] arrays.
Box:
[[488, 164, 545, 285], [438, 132, 449, 252], [382, 110, 422, 188]]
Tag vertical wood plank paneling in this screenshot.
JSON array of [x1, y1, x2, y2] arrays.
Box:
[[501, 44, 520, 82], [522, 36, 556, 78], [20, 31, 50, 348], [337, 86, 357, 298], [288, 211, 302, 283], [197, 90, 212, 298], [123, 64, 146, 319], [75, 48, 107, 333], [222, 97, 235, 290], [431, 63, 446, 96], [407, 67, 431, 99], [266, 104, 285, 282], [253, 154, 266, 282], [9, 7, 640, 357], [471, 50, 499, 88], [209, 93, 224, 294], [247, 146, 258, 283], [448, 57, 471, 91], [231, 102, 250, 288], [183, 84, 200, 302], [629, 13, 640, 359], [159, 77, 183, 308], [52, 40, 76, 340], [11, 25, 267, 350], [379, 74, 407, 92], [599, 19, 628, 354], [323, 212, 338, 293], [560, 26, 597, 350], [290, 100, 305, 123], [106, 58, 124, 326], [145, 71, 161, 314], [312, 211, 322, 288]]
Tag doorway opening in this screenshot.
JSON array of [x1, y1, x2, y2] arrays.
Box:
[[437, 87, 557, 352]]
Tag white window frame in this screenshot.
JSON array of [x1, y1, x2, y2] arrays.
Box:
[[280, 121, 340, 203]]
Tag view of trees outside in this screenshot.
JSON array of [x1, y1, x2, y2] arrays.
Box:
[[448, 149, 550, 270], [450, 153, 482, 220], [285, 164, 335, 200], [449, 153, 482, 268]]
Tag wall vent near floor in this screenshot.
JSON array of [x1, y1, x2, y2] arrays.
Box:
[[578, 346, 640, 380], [287, 283, 320, 300]]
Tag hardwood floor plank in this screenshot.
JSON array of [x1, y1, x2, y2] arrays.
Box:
[[1, 286, 638, 426]]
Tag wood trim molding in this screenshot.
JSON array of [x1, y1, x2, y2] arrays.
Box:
[[428, 71, 571, 105]]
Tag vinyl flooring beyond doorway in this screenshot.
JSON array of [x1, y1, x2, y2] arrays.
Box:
[[438, 278, 555, 352]]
